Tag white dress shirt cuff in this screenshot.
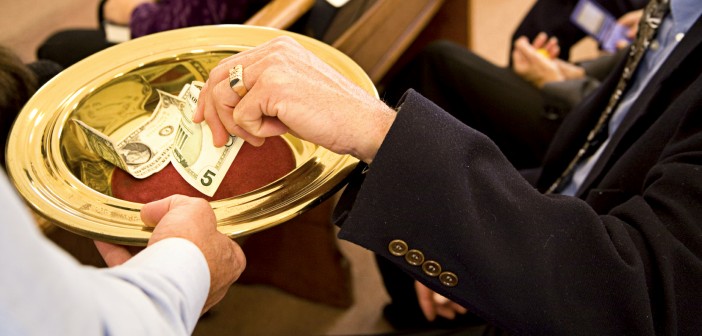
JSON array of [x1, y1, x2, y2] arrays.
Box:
[[113, 237, 210, 333]]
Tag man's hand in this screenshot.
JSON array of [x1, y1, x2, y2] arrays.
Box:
[[415, 281, 468, 321], [96, 195, 246, 313], [530, 32, 560, 59], [194, 36, 397, 164], [141, 195, 245, 312], [512, 33, 585, 88], [615, 9, 644, 50]]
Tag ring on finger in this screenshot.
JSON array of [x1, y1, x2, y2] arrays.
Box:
[[228, 64, 248, 97]]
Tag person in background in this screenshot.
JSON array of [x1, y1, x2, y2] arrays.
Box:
[[0, 45, 62, 169], [37, 0, 269, 68], [195, 0, 702, 333], [382, 9, 643, 171], [510, 0, 647, 62]]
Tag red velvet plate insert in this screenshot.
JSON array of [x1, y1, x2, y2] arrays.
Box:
[[111, 136, 295, 202]]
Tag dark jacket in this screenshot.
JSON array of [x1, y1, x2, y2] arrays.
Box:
[[333, 15, 702, 336]]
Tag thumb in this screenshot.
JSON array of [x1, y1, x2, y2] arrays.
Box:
[[511, 48, 527, 71], [514, 37, 537, 59], [140, 195, 182, 227]]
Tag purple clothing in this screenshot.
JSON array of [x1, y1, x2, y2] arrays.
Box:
[[130, 0, 269, 38]]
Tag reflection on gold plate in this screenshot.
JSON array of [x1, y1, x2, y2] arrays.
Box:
[[7, 25, 375, 245]]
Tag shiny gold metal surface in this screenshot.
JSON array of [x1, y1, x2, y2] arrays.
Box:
[[7, 25, 375, 245]]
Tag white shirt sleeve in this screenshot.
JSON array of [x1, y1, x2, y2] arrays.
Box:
[[0, 173, 210, 335]]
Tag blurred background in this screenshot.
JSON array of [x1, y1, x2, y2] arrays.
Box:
[[0, 0, 597, 66]]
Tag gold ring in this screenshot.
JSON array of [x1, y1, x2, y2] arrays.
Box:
[[228, 64, 248, 97]]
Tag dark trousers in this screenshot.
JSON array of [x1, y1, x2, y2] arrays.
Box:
[[37, 29, 115, 69], [382, 40, 563, 170]]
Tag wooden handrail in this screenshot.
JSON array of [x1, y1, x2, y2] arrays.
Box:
[[245, 0, 316, 29], [332, 0, 444, 83]]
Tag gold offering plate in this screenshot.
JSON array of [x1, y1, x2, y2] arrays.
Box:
[[7, 25, 374, 245]]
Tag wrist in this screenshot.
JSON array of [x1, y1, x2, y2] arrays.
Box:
[[355, 102, 396, 164], [536, 73, 565, 88]]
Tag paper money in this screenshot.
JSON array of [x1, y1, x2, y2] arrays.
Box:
[[75, 81, 243, 196], [171, 81, 244, 197], [73, 90, 183, 179]]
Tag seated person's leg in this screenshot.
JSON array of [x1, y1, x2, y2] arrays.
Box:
[[37, 29, 115, 69], [382, 40, 560, 170]]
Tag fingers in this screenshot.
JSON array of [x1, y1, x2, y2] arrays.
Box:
[[617, 9, 643, 27], [524, 32, 559, 59], [415, 281, 438, 321], [617, 9, 642, 40], [231, 68, 291, 142], [193, 81, 208, 123], [627, 25, 639, 40], [531, 32, 548, 49], [543, 36, 560, 59], [197, 39, 294, 146], [140, 195, 213, 229], [514, 35, 529, 48], [94, 240, 133, 267], [414, 281, 469, 321], [201, 90, 231, 147], [195, 35, 394, 161], [432, 293, 468, 320], [517, 37, 559, 68], [198, 65, 254, 147], [453, 303, 469, 315], [511, 46, 528, 74], [209, 79, 243, 146], [514, 37, 540, 64], [512, 36, 531, 65], [205, 65, 269, 146], [207, 37, 298, 94], [511, 48, 523, 65], [433, 292, 468, 320], [515, 36, 534, 54], [434, 294, 458, 320]]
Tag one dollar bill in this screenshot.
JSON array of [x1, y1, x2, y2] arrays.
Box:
[[73, 90, 183, 179]]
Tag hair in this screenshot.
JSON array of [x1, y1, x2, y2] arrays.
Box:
[[0, 45, 37, 168]]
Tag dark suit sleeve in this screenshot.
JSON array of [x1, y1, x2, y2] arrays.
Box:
[[332, 90, 699, 334]]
